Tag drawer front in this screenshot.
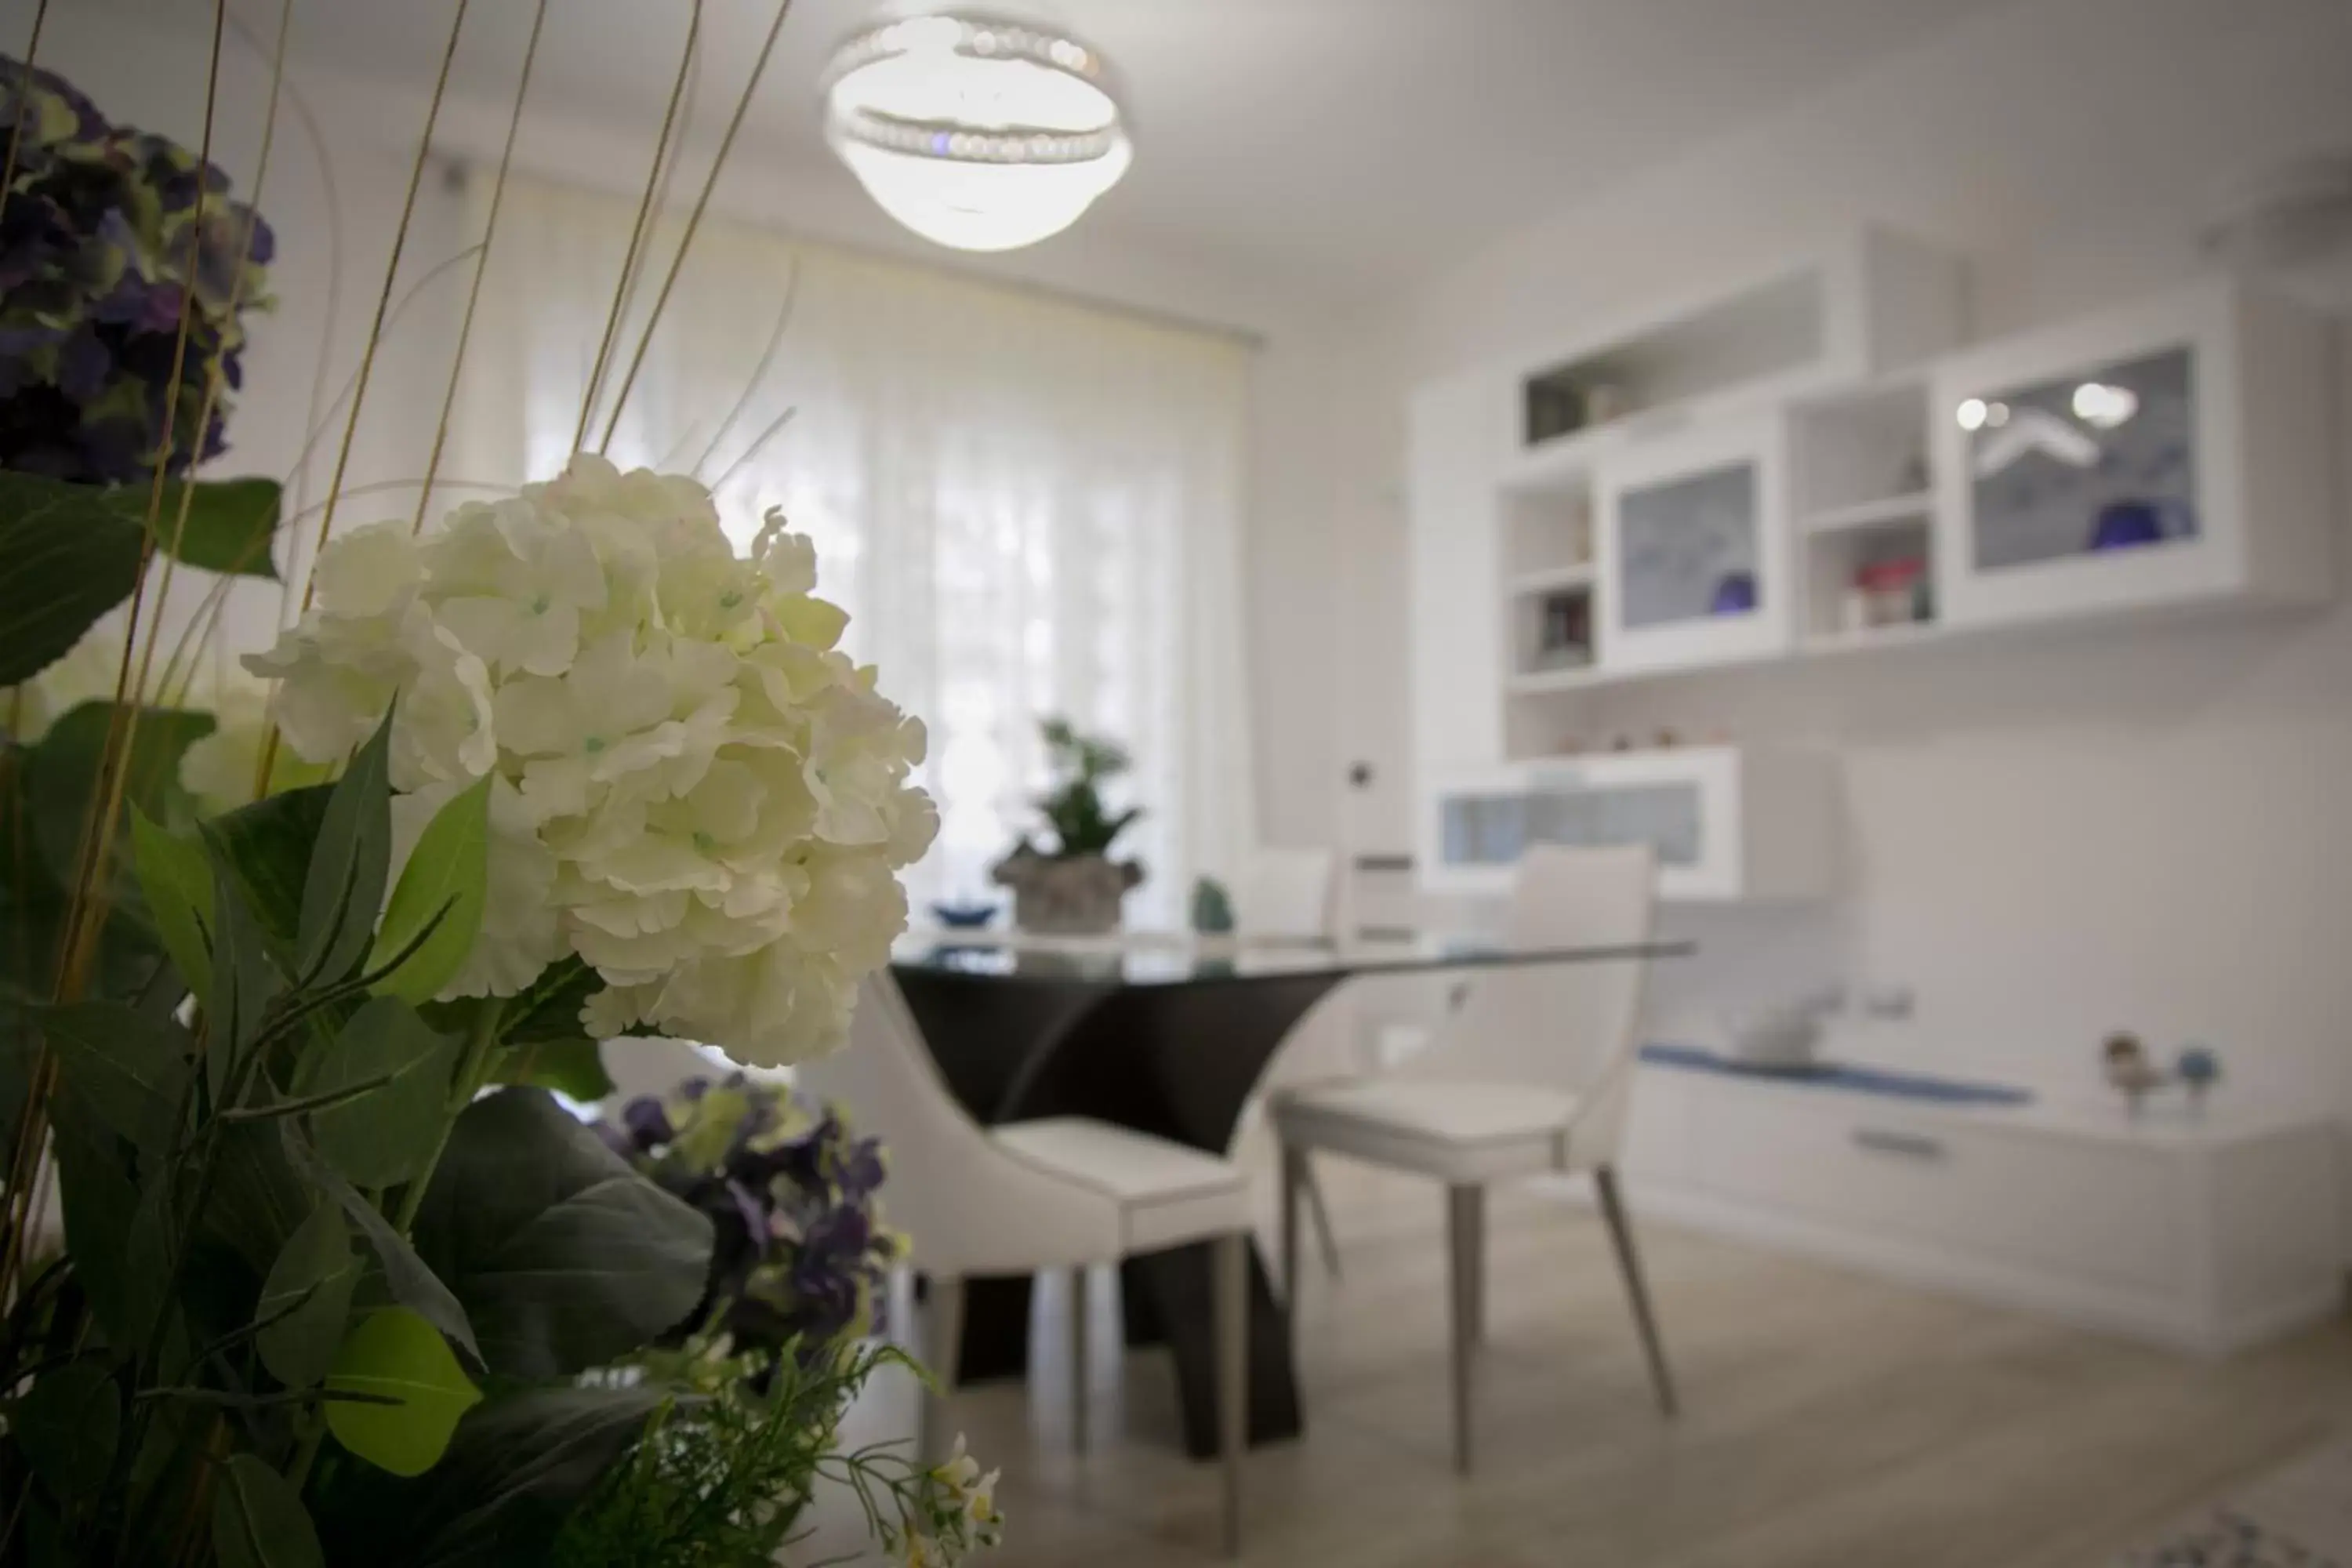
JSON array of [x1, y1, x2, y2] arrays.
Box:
[[1686, 1085, 2181, 1294]]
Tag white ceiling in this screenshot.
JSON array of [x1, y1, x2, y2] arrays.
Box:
[[107, 0, 2015, 301]]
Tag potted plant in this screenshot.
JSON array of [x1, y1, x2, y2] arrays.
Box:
[[991, 717, 1145, 934]]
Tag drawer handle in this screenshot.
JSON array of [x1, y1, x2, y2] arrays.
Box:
[[1853, 1127, 1946, 1162]]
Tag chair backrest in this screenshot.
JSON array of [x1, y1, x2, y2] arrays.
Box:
[[1231, 848, 1338, 938], [1399, 844, 1656, 1160], [794, 973, 1114, 1275]]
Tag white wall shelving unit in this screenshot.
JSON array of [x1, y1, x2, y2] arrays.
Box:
[[1409, 254, 2341, 821]]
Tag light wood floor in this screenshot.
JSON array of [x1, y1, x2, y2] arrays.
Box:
[[833, 1169, 2352, 1566]]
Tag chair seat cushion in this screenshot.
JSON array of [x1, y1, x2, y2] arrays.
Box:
[[1272, 1080, 1580, 1184], [993, 1117, 1249, 1255]]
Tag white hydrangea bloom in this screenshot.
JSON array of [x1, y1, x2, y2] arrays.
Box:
[[245, 456, 935, 1065]]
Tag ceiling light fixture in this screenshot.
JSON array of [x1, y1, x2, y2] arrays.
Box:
[[822, 11, 1133, 253]]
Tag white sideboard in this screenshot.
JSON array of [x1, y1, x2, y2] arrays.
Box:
[[1616, 1063, 2346, 1356]]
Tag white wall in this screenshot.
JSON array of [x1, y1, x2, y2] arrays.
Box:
[[1319, 0, 2352, 1109]]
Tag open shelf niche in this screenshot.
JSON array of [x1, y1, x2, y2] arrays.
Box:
[[1791, 378, 1937, 648], [1502, 482, 1597, 678]]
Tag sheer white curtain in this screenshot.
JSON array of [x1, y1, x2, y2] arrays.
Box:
[[452, 176, 1255, 924]]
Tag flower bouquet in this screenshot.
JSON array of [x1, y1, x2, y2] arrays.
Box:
[[1, 14, 995, 1566]]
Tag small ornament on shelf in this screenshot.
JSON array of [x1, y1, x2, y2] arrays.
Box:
[[2103, 1032, 2166, 1119], [2174, 1043, 2222, 1114]]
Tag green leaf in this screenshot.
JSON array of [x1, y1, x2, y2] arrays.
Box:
[[49, 1092, 143, 1341], [25, 701, 217, 895], [305, 997, 456, 1189], [289, 1133, 482, 1370], [117, 1174, 177, 1346], [314, 1385, 667, 1568], [0, 470, 280, 583], [204, 783, 332, 957], [298, 710, 393, 988], [256, 1204, 361, 1391], [324, 1308, 483, 1479], [11, 1359, 121, 1498], [492, 1037, 613, 1103], [0, 491, 143, 687], [443, 955, 597, 1049], [141, 476, 285, 578], [413, 1088, 712, 1380], [201, 1119, 317, 1274], [37, 1000, 192, 1156], [207, 849, 284, 1105], [368, 775, 488, 1006], [130, 804, 215, 1007], [211, 1454, 325, 1568]]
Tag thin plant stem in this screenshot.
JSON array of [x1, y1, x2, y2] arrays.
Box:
[[2, 0, 230, 1313], [709, 406, 797, 496], [221, 5, 345, 628], [574, 0, 702, 455], [693, 250, 800, 482], [600, 0, 797, 454], [412, 0, 548, 534], [289, 0, 470, 598], [126, 0, 295, 759], [392, 996, 506, 1235]]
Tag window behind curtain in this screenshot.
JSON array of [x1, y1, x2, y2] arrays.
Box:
[[453, 177, 1255, 925]]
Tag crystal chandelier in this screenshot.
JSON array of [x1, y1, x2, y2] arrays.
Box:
[[822, 12, 1133, 253]]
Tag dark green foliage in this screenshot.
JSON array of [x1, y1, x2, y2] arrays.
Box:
[[211, 1453, 326, 1568], [295, 707, 392, 988], [0, 709, 723, 1566], [324, 1385, 672, 1568], [555, 1343, 1001, 1568], [1026, 714, 1142, 858], [412, 1089, 713, 1381], [302, 996, 456, 1189]]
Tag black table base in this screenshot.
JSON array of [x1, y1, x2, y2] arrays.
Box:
[[895, 964, 1343, 1460]]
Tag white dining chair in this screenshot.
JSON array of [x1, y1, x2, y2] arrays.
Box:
[[797, 973, 1254, 1555], [1225, 847, 1348, 1279], [1269, 844, 1675, 1475]]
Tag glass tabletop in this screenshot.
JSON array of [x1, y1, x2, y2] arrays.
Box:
[[891, 927, 1693, 986]]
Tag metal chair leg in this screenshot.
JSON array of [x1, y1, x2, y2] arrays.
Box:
[[1595, 1165, 1679, 1418], [1213, 1231, 1248, 1557], [1069, 1265, 1091, 1452], [1300, 1159, 1345, 1280], [1445, 1184, 1484, 1475], [1279, 1142, 1305, 1305], [921, 1272, 966, 1465]]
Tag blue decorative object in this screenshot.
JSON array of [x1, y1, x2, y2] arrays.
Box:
[[1710, 571, 1758, 615], [1191, 875, 1236, 935], [929, 900, 998, 929], [2088, 499, 2165, 552], [1641, 1043, 2033, 1106], [2175, 1044, 2221, 1113]]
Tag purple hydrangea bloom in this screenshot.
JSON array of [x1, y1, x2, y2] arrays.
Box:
[[0, 55, 274, 484], [603, 1073, 902, 1364]]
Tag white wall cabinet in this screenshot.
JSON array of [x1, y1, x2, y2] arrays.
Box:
[[1594, 414, 1795, 673], [1419, 745, 1836, 902], [1931, 279, 2336, 631]]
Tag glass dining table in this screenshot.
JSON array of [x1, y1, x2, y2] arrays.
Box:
[[888, 927, 1691, 1461]]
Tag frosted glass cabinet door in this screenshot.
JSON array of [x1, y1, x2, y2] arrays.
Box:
[[1932, 281, 2334, 630], [1596, 416, 1794, 672]]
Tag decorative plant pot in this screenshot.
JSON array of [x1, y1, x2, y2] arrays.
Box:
[[991, 851, 1143, 935]]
